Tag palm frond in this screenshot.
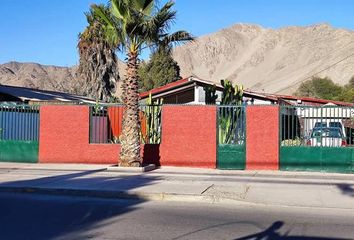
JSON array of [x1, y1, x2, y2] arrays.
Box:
[[131, 0, 154, 15], [161, 31, 194, 47], [111, 0, 129, 20], [86, 0, 192, 57], [140, 1, 176, 47], [150, 0, 176, 33], [92, 4, 123, 48]]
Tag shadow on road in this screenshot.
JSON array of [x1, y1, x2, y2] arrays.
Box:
[[0, 169, 161, 240], [337, 183, 354, 198], [234, 221, 350, 240]]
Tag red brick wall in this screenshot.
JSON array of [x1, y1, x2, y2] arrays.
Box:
[[246, 106, 279, 170], [38, 105, 217, 168], [159, 106, 217, 168], [39, 106, 119, 164]]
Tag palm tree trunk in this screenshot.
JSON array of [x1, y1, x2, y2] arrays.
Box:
[[119, 51, 141, 167]]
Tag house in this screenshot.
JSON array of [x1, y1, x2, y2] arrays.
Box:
[[139, 77, 223, 104], [140, 76, 354, 107], [0, 84, 95, 105], [139, 76, 278, 105], [140, 77, 354, 144]]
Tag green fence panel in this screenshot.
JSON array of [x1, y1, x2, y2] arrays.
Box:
[[217, 144, 246, 169], [280, 147, 322, 172], [280, 146, 353, 173], [321, 147, 353, 173], [280, 147, 323, 172], [0, 140, 39, 163]]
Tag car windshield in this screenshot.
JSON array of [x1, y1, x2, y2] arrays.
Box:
[[311, 128, 342, 138], [329, 122, 342, 128], [314, 122, 327, 128]]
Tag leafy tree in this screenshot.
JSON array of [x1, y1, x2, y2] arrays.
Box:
[[93, 0, 193, 167], [77, 5, 119, 102], [294, 77, 342, 100], [337, 88, 354, 102], [295, 76, 354, 103], [345, 76, 354, 89], [138, 50, 181, 92], [337, 76, 354, 102], [138, 28, 193, 92]]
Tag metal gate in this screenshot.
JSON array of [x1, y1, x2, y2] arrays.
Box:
[[89, 104, 162, 144], [0, 104, 40, 163], [217, 106, 246, 169], [280, 105, 354, 173]]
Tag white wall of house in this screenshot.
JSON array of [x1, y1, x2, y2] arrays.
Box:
[[194, 86, 222, 104], [251, 99, 273, 105], [243, 97, 273, 105], [195, 86, 274, 105]]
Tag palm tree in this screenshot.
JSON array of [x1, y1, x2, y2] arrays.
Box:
[[93, 0, 193, 167], [155, 30, 193, 54], [77, 5, 119, 102]]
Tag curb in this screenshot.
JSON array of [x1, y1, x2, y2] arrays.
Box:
[[106, 164, 157, 173], [1, 186, 354, 211], [0, 186, 211, 203]]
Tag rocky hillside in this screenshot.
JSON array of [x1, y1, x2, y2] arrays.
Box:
[[0, 62, 79, 93], [173, 23, 354, 94], [0, 61, 126, 97], [1, 23, 354, 96]]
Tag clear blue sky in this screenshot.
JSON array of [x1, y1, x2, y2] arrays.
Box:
[[1, 0, 353, 67]]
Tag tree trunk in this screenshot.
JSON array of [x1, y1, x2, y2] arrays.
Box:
[[119, 51, 141, 167]]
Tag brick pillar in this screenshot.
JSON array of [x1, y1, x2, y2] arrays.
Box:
[[246, 105, 279, 170], [159, 105, 217, 168]]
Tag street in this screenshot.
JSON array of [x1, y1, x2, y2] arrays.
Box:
[[0, 192, 354, 240]]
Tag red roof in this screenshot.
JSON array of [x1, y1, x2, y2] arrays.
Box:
[[243, 90, 279, 102], [140, 78, 189, 98], [270, 94, 354, 107]]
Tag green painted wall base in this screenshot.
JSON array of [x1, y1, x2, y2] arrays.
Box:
[[217, 144, 246, 169], [280, 146, 353, 173], [0, 141, 39, 163]]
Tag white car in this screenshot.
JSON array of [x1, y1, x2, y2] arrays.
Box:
[[307, 127, 346, 147]]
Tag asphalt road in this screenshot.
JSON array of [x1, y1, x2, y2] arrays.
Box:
[[0, 192, 354, 240]]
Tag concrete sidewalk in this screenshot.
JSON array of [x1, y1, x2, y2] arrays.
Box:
[[0, 162, 354, 209]]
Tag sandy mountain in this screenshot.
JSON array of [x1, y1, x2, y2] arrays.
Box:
[[0, 61, 126, 97], [0, 62, 79, 93], [173, 23, 354, 94], [1, 23, 353, 96]]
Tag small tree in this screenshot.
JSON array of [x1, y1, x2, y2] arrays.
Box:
[[294, 77, 342, 100], [138, 50, 181, 92], [337, 88, 354, 103]]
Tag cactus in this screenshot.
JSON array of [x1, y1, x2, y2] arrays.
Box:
[[93, 99, 100, 114], [220, 79, 243, 105], [141, 93, 163, 144], [219, 79, 244, 144], [204, 85, 218, 104]]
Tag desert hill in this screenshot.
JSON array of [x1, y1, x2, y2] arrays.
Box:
[[1, 23, 354, 96], [173, 23, 354, 94]]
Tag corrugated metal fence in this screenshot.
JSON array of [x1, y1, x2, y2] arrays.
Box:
[[0, 104, 40, 141], [0, 104, 40, 163]]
